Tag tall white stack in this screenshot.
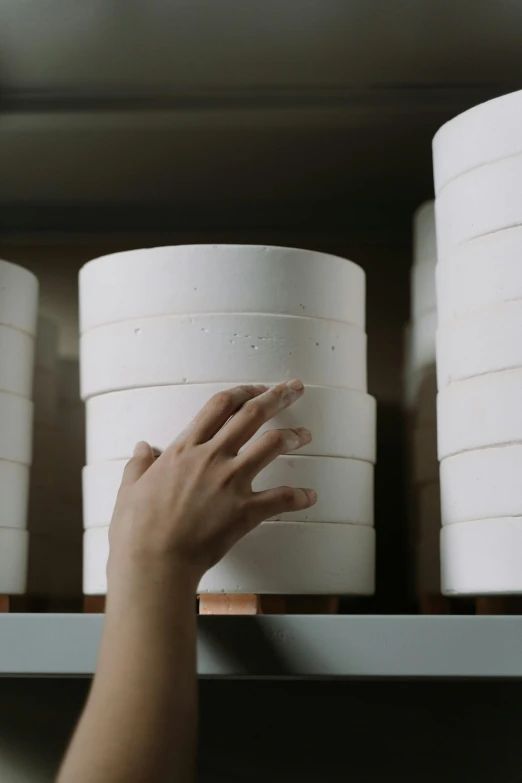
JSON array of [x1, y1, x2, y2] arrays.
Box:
[[79, 245, 376, 596], [0, 260, 38, 595], [403, 203, 440, 597], [434, 89, 522, 594]]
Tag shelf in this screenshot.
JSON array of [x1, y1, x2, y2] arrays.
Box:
[[0, 615, 522, 678]]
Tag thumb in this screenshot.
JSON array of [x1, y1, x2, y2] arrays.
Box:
[[120, 441, 155, 487]]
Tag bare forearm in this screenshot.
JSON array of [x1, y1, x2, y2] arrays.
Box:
[[58, 573, 198, 783]]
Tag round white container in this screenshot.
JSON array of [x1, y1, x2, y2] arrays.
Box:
[[440, 445, 522, 525], [435, 154, 522, 257], [83, 522, 376, 595], [412, 201, 437, 267], [437, 301, 522, 389], [0, 392, 33, 464], [80, 314, 367, 400], [86, 383, 377, 464], [0, 528, 29, 593], [0, 325, 35, 398], [441, 517, 522, 595], [433, 89, 522, 194], [82, 455, 374, 529], [410, 310, 437, 374], [0, 259, 38, 336], [417, 482, 441, 539], [438, 369, 522, 459], [437, 227, 522, 325], [411, 258, 436, 318], [0, 461, 30, 528], [79, 245, 365, 333], [412, 428, 438, 486]]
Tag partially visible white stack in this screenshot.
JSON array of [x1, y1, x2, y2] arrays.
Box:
[[434, 89, 522, 594], [403, 203, 440, 598], [80, 245, 377, 596], [0, 260, 38, 595]]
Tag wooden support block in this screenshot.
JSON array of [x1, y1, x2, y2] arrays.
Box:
[[0, 596, 10, 613], [285, 596, 340, 614], [475, 597, 522, 615], [419, 594, 453, 615], [84, 596, 106, 613], [199, 594, 262, 615], [260, 595, 287, 614]]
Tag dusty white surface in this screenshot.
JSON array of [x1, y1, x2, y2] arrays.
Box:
[[410, 310, 437, 374], [82, 455, 375, 528], [0, 325, 35, 398], [86, 383, 377, 464], [0, 461, 30, 529], [0, 528, 29, 593], [441, 517, 522, 595], [437, 301, 522, 388], [0, 392, 33, 464], [412, 201, 437, 266], [412, 427, 438, 485], [83, 522, 376, 595], [437, 227, 522, 324], [79, 245, 365, 332], [440, 445, 522, 525], [411, 259, 436, 318], [437, 369, 522, 458], [433, 89, 522, 194], [435, 154, 522, 256], [80, 314, 367, 400], [0, 259, 39, 336]]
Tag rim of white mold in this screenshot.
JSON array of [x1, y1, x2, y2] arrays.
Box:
[[0, 259, 39, 337]]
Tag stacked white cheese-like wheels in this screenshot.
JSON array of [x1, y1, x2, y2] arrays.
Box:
[[0, 260, 38, 595], [434, 90, 522, 594], [403, 202, 441, 597], [80, 245, 376, 595]]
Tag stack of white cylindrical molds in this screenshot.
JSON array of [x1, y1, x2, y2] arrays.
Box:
[[80, 245, 377, 596], [434, 89, 522, 594], [0, 260, 38, 596], [403, 203, 440, 597]]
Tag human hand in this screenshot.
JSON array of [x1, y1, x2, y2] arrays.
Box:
[[107, 380, 317, 596]]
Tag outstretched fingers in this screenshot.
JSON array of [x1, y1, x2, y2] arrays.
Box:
[[236, 426, 311, 480], [246, 485, 318, 528]]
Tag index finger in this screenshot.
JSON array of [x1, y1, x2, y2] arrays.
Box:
[[215, 379, 305, 454]]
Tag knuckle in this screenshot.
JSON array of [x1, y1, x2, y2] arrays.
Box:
[[265, 429, 285, 450], [271, 383, 289, 401], [211, 390, 235, 414], [243, 400, 263, 419], [279, 485, 296, 506]]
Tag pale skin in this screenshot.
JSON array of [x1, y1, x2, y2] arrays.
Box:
[[57, 379, 317, 783]]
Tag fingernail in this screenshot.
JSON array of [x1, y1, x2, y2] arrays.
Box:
[[307, 489, 318, 504], [286, 379, 304, 392], [134, 441, 150, 457], [296, 427, 312, 443]]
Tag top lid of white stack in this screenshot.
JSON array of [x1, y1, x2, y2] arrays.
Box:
[[79, 245, 365, 333], [412, 201, 436, 267], [0, 260, 39, 336], [433, 89, 522, 194]]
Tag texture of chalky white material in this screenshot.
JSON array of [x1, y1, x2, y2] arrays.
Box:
[[86, 384, 377, 464], [417, 482, 441, 538], [410, 310, 437, 374], [0, 392, 33, 464], [0, 528, 29, 593], [82, 456, 374, 529], [412, 428, 438, 485], [0, 325, 35, 398], [437, 301, 522, 389], [440, 445, 522, 525], [438, 369, 522, 459], [412, 201, 437, 267], [433, 89, 522, 194], [435, 155, 522, 257], [436, 227, 522, 325], [441, 517, 522, 595], [83, 523, 375, 595], [79, 245, 365, 333], [0, 259, 39, 336], [0, 462, 30, 528], [411, 258, 436, 318], [80, 314, 367, 400]]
